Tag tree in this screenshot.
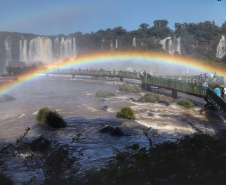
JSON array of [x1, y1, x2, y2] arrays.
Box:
[[154, 20, 168, 27], [139, 23, 149, 29]]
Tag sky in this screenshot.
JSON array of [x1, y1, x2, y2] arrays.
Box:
[[0, 0, 225, 36]]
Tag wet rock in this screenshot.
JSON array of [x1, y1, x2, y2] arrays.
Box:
[[129, 97, 136, 102], [158, 100, 170, 106], [148, 112, 154, 116], [30, 136, 51, 153], [110, 127, 124, 136], [100, 126, 114, 133], [102, 106, 108, 111]]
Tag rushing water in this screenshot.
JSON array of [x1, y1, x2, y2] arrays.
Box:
[[0, 75, 226, 183]]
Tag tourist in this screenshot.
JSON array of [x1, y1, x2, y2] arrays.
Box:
[[202, 81, 208, 94], [214, 86, 221, 97], [187, 77, 191, 84], [214, 72, 217, 82], [211, 72, 214, 81], [193, 79, 197, 92]]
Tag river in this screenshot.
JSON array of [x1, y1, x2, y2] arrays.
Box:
[[0, 75, 225, 183]]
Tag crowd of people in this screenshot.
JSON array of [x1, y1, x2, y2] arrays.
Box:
[[6, 64, 40, 75], [199, 72, 218, 82]]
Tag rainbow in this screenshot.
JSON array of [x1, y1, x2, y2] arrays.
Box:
[[0, 51, 226, 96]]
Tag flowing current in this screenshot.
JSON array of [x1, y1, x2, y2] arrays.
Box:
[[0, 75, 225, 183]]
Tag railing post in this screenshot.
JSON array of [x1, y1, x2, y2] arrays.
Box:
[[120, 77, 123, 82], [172, 89, 177, 99], [72, 74, 75, 78]]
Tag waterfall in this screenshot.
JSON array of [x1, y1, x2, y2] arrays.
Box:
[[18, 36, 77, 63], [216, 35, 226, 58], [159, 37, 181, 55], [132, 38, 137, 48], [115, 39, 118, 49], [72, 37, 77, 56], [176, 37, 181, 55], [20, 39, 28, 62], [4, 37, 12, 73], [168, 39, 174, 55], [28, 37, 53, 62], [110, 39, 114, 51]]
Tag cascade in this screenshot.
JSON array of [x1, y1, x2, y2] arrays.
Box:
[[159, 37, 181, 55], [216, 35, 226, 58], [28, 37, 53, 62], [115, 39, 118, 49], [4, 36, 12, 73], [110, 39, 114, 51], [132, 38, 137, 48], [20, 39, 28, 62]]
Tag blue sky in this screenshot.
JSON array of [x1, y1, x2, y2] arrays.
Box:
[[0, 0, 225, 35]]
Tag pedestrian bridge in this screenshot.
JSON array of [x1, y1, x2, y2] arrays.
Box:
[[47, 69, 226, 118]]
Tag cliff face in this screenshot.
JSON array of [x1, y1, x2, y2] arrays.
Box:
[[0, 31, 225, 74]]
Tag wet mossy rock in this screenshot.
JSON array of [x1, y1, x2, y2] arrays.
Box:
[[177, 98, 195, 109], [117, 107, 136, 120], [36, 107, 66, 128]]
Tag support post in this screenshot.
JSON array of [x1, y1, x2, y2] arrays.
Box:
[[141, 83, 145, 90], [72, 74, 75, 78], [172, 89, 177, 99], [145, 84, 150, 91], [120, 77, 123, 82]]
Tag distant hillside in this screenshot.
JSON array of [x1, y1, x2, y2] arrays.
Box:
[[0, 20, 226, 75]]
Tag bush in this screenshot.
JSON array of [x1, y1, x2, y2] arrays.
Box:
[[45, 111, 66, 128], [146, 92, 159, 102], [117, 107, 136, 120], [95, 90, 115, 98], [118, 84, 141, 93], [177, 98, 194, 108], [0, 94, 15, 102], [36, 107, 66, 128], [36, 107, 51, 122]]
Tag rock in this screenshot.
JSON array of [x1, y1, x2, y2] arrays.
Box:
[[30, 136, 51, 153], [110, 127, 124, 136], [100, 126, 114, 133], [148, 112, 154, 116], [129, 97, 135, 102], [102, 106, 108, 111], [158, 100, 170, 106]]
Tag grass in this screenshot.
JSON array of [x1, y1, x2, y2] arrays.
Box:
[[118, 84, 141, 93], [95, 90, 115, 98], [117, 107, 136, 120], [177, 98, 195, 109], [36, 107, 66, 128], [146, 92, 159, 103]]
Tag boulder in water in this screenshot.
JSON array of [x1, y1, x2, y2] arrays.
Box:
[[110, 127, 124, 136], [100, 126, 114, 133]]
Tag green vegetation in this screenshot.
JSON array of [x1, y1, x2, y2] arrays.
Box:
[[0, 94, 15, 102], [177, 98, 195, 109], [146, 92, 159, 102], [36, 107, 66, 128], [117, 107, 136, 120], [118, 84, 141, 93], [95, 90, 115, 98]]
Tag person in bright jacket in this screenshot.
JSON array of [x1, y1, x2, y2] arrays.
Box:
[[214, 86, 221, 97]]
